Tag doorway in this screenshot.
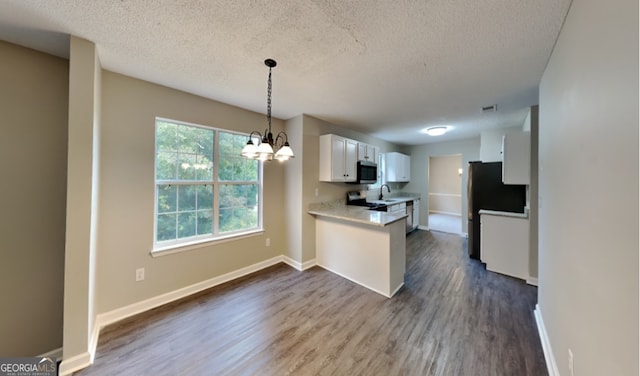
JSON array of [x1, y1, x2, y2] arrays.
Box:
[[428, 154, 463, 234]]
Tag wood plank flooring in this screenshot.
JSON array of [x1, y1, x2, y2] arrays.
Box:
[[75, 230, 547, 376]]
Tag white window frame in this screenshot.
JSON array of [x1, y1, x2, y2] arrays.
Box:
[[153, 118, 264, 255]]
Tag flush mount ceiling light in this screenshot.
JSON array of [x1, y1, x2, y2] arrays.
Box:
[[423, 126, 449, 136], [241, 59, 294, 162]]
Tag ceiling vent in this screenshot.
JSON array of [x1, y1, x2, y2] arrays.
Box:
[[481, 104, 497, 113]]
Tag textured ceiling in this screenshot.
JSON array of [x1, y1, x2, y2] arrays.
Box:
[[0, 0, 571, 145]]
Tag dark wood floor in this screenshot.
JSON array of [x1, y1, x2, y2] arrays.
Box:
[[76, 230, 547, 376]]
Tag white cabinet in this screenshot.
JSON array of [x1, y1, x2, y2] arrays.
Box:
[[319, 134, 358, 182], [358, 143, 378, 163], [385, 152, 411, 182], [502, 133, 530, 184], [480, 212, 529, 280]]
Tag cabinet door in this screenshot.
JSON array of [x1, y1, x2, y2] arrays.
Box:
[[386, 152, 411, 182], [344, 139, 358, 181], [330, 136, 347, 181], [402, 154, 411, 181], [385, 153, 399, 181], [357, 143, 367, 161], [502, 133, 530, 184], [370, 146, 379, 165]]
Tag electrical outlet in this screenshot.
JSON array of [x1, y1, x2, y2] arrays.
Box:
[[568, 348, 574, 376], [135, 268, 145, 282], [266, 238, 271, 247], [315, 188, 319, 197]]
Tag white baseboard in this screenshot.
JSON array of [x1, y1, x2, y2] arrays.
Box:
[[96, 255, 283, 330], [527, 277, 539, 286], [300, 259, 317, 270], [59, 351, 91, 376], [316, 264, 395, 298], [418, 225, 429, 231], [282, 256, 317, 271], [60, 255, 284, 375], [534, 304, 559, 376], [61, 255, 308, 375], [429, 210, 462, 216], [38, 347, 63, 360]]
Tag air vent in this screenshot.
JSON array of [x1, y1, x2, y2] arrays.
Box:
[[481, 104, 497, 113]]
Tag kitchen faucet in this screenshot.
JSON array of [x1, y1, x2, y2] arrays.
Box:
[[379, 184, 391, 200]]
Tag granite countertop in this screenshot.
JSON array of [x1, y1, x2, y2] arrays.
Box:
[[308, 200, 407, 227], [479, 209, 529, 219]]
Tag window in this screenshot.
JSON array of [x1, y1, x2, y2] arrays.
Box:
[[154, 118, 262, 250]]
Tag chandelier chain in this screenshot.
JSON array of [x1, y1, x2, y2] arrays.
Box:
[[267, 67, 272, 131]]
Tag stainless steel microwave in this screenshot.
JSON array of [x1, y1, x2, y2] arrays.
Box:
[[354, 160, 378, 184]]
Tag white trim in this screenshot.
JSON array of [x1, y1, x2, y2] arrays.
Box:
[[316, 264, 399, 298], [428, 192, 462, 197], [62, 256, 297, 375], [282, 256, 317, 271], [429, 210, 462, 216], [151, 229, 264, 257], [527, 277, 539, 286], [59, 352, 91, 376], [534, 304, 559, 376], [418, 225, 429, 231], [89, 320, 100, 363], [38, 347, 63, 360], [300, 259, 317, 270], [96, 255, 283, 329], [389, 283, 405, 297]]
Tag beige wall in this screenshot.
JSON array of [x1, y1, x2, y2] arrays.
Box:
[[428, 155, 462, 215], [0, 41, 68, 356], [405, 139, 480, 233], [62, 36, 101, 365], [96, 71, 287, 314], [538, 0, 638, 374], [286, 115, 400, 264]]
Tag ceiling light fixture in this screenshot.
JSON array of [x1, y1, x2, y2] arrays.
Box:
[[241, 59, 294, 162], [424, 126, 448, 136]]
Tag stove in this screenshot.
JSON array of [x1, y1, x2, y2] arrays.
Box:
[[346, 191, 388, 211]]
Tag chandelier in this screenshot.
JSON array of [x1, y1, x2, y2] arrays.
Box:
[[241, 59, 294, 162]]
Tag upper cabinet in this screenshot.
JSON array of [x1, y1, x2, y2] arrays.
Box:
[[385, 152, 411, 182], [357, 143, 378, 163], [502, 133, 530, 185], [319, 134, 358, 182]]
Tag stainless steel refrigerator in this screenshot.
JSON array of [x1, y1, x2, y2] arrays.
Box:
[[467, 161, 526, 259]]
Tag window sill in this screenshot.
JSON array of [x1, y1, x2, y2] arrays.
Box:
[[151, 229, 264, 257]]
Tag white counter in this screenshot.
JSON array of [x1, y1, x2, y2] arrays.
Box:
[[308, 202, 407, 227], [308, 200, 407, 298]]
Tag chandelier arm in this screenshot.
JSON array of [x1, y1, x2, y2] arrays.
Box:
[[248, 130, 263, 142], [274, 131, 289, 147]]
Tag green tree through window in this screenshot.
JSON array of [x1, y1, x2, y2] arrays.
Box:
[[155, 119, 261, 248]]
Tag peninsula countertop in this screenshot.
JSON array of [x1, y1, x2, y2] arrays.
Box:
[[308, 201, 407, 227]]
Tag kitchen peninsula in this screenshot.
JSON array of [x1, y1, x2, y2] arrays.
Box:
[[308, 201, 407, 298]]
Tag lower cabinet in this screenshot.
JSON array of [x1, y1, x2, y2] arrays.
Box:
[[480, 212, 529, 280]]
